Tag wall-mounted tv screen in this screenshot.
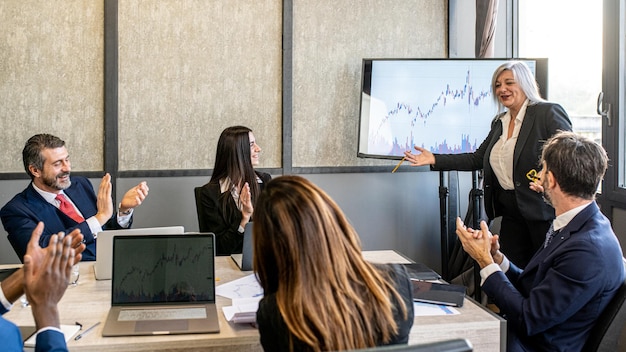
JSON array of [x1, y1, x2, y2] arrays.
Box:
[[357, 58, 548, 160]]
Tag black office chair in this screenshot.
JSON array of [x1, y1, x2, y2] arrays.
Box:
[[193, 186, 206, 231], [342, 339, 472, 352], [582, 257, 626, 351]]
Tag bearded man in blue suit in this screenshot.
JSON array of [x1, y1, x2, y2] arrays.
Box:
[[1, 134, 149, 262], [456, 131, 624, 351]]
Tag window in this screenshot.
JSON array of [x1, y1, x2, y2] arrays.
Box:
[[518, 1, 603, 144]]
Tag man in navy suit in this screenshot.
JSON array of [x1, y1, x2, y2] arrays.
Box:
[[1, 222, 85, 351], [0, 134, 149, 261], [456, 131, 624, 351]]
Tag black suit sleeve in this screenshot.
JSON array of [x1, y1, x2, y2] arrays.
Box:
[[196, 183, 244, 256]]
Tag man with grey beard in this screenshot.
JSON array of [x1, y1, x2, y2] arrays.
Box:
[[456, 131, 623, 351], [1, 134, 149, 261]]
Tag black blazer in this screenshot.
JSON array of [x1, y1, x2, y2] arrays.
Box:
[[432, 102, 572, 222], [196, 171, 271, 255]]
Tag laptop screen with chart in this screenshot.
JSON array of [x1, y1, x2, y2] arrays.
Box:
[[94, 226, 185, 280], [102, 233, 219, 336]]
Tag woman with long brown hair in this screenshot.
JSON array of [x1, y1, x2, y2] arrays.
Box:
[[253, 175, 413, 352]]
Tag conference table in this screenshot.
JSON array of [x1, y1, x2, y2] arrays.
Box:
[[4, 250, 505, 351]]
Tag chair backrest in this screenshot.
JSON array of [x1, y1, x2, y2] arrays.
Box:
[[343, 339, 472, 352], [193, 187, 207, 232], [582, 257, 626, 351]]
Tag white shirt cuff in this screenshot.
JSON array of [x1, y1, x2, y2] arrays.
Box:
[[116, 210, 132, 228], [86, 217, 103, 238], [499, 255, 511, 273], [0, 282, 13, 311], [479, 263, 502, 286], [478, 255, 510, 286], [36, 326, 64, 335]]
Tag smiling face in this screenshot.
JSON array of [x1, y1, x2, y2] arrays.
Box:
[[249, 132, 262, 166], [494, 70, 528, 113], [30, 147, 72, 192]]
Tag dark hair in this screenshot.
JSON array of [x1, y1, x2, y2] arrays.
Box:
[[22, 134, 66, 179], [209, 126, 260, 206], [541, 131, 608, 199], [253, 175, 407, 351]]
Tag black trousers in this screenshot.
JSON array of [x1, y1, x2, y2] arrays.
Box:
[[495, 189, 552, 269]]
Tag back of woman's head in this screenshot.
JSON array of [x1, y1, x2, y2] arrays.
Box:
[[253, 175, 363, 292], [253, 175, 406, 351]]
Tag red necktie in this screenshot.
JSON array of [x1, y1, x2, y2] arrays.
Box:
[[55, 194, 85, 223]]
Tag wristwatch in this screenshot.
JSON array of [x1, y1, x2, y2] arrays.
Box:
[[118, 204, 132, 215]]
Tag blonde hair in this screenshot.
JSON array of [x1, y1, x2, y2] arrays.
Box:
[[253, 175, 407, 351]]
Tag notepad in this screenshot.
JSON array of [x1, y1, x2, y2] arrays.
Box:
[[222, 297, 262, 324], [23, 324, 81, 347]]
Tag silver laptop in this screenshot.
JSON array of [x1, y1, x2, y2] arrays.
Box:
[[94, 226, 185, 280], [102, 234, 220, 336], [231, 222, 253, 271]]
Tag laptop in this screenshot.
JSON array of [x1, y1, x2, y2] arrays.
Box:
[[94, 226, 185, 280], [231, 222, 253, 271], [102, 234, 220, 336]]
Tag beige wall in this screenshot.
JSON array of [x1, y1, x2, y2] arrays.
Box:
[[0, 0, 447, 172], [118, 0, 283, 171], [292, 0, 447, 167], [0, 0, 104, 172]]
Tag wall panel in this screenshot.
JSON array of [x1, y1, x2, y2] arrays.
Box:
[[292, 0, 447, 167], [118, 0, 282, 171], [0, 1, 104, 172]]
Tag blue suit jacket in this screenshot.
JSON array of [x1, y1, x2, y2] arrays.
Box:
[[432, 102, 572, 222], [0, 176, 128, 261], [0, 305, 67, 352], [482, 202, 624, 351]]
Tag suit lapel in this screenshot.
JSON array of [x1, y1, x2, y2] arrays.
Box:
[[24, 183, 72, 228], [487, 115, 504, 154], [522, 202, 598, 275], [63, 178, 96, 217], [546, 203, 597, 251], [24, 183, 54, 213], [513, 104, 536, 167]]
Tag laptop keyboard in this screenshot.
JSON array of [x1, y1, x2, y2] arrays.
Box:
[[118, 308, 207, 321]]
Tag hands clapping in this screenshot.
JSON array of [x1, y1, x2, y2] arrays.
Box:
[[23, 222, 84, 329], [239, 182, 253, 221], [455, 218, 502, 268]]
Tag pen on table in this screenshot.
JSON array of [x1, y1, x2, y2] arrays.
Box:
[[74, 322, 100, 340], [391, 157, 406, 173]]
